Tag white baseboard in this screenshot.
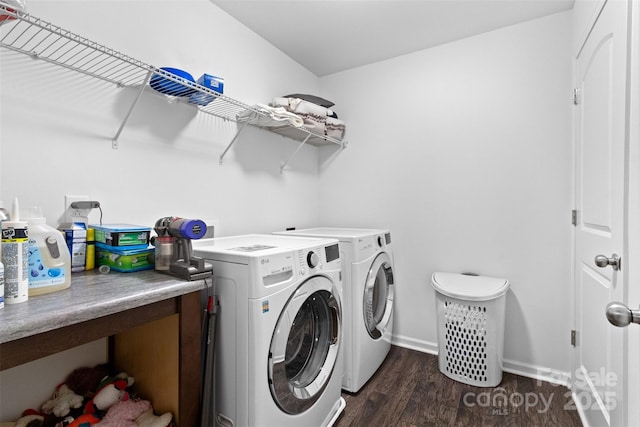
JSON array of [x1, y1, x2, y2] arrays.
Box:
[[391, 335, 571, 388], [502, 358, 571, 388], [391, 334, 438, 355]]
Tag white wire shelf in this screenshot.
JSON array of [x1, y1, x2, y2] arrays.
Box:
[[0, 2, 346, 168]]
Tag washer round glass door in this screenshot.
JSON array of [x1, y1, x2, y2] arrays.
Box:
[[363, 252, 395, 339], [268, 275, 341, 414]]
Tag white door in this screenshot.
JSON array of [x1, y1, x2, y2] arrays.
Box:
[[626, 2, 640, 425], [574, 0, 629, 425]]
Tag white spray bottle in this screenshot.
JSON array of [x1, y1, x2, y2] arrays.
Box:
[[0, 202, 7, 309], [1, 198, 29, 304]]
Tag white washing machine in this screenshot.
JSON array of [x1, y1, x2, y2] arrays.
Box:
[[192, 234, 345, 427], [274, 228, 395, 393]]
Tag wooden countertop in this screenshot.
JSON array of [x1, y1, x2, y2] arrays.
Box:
[[0, 269, 207, 344]]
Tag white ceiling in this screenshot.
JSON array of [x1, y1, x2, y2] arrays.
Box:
[[211, 0, 575, 77]]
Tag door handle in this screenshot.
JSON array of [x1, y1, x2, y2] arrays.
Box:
[[594, 253, 621, 271], [606, 302, 640, 327]]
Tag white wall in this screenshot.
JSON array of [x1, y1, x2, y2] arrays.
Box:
[[318, 11, 574, 377], [0, 0, 323, 420]]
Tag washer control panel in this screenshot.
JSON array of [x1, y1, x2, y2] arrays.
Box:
[[296, 243, 340, 276]]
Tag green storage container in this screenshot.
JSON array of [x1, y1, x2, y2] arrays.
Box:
[[92, 224, 151, 248], [96, 245, 154, 272]]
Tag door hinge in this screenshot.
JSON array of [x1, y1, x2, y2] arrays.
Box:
[[572, 209, 578, 226], [571, 329, 577, 347], [573, 88, 581, 105]]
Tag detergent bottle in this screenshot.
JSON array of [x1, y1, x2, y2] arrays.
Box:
[[25, 207, 71, 296]]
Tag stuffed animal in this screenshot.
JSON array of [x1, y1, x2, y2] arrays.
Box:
[[0, 414, 44, 427], [41, 385, 84, 417], [83, 373, 134, 415], [64, 365, 110, 400], [20, 407, 66, 427], [94, 399, 151, 427], [93, 399, 172, 427], [64, 414, 100, 427], [135, 409, 172, 427]]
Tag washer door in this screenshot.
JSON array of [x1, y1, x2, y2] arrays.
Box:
[[268, 275, 341, 415], [363, 252, 395, 339]]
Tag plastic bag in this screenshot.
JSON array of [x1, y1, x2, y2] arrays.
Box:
[[0, 0, 27, 25]]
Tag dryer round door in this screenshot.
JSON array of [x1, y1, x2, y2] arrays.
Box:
[[363, 252, 395, 339], [268, 275, 341, 415]]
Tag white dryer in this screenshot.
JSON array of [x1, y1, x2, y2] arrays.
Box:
[[274, 228, 395, 393], [192, 234, 345, 427]]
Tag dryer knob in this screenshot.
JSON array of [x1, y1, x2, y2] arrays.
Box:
[[377, 236, 384, 247], [307, 251, 319, 269]]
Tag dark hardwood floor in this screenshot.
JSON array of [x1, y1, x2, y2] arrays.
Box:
[[334, 346, 583, 427]]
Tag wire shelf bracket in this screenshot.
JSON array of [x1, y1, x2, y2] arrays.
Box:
[[112, 70, 153, 149], [280, 134, 311, 173], [219, 120, 249, 165]]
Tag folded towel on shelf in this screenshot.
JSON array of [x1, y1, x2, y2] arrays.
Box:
[[270, 97, 327, 135], [271, 97, 328, 118], [326, 117, 346, 141], [239, 98, 346, 142], [237, 104, 304, 128]]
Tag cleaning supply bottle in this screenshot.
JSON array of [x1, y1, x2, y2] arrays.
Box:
[[1, 198, 29, 304], [0, 202, 6, 309], [85, 227, 95, 271], [25, 207, 71, 295]]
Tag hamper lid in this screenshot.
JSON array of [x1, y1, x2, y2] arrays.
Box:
[[431, 272, 509, 301]]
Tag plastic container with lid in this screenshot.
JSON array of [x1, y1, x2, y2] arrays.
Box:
[[92, 224, 151, 249], [96, 245, 154, 272], [25, 207, 71, 296], [431, 272, 510, 387], [431, 272, 509, 301]]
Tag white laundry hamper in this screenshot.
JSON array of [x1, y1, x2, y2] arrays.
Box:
[[431, 272, 509, 387]]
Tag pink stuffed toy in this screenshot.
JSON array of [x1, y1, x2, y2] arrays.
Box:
[[95, 399, 172, 427], [95, 399, 151, 427]]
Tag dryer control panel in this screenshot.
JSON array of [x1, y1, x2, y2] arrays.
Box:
[[357, 233, 392, 259]]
